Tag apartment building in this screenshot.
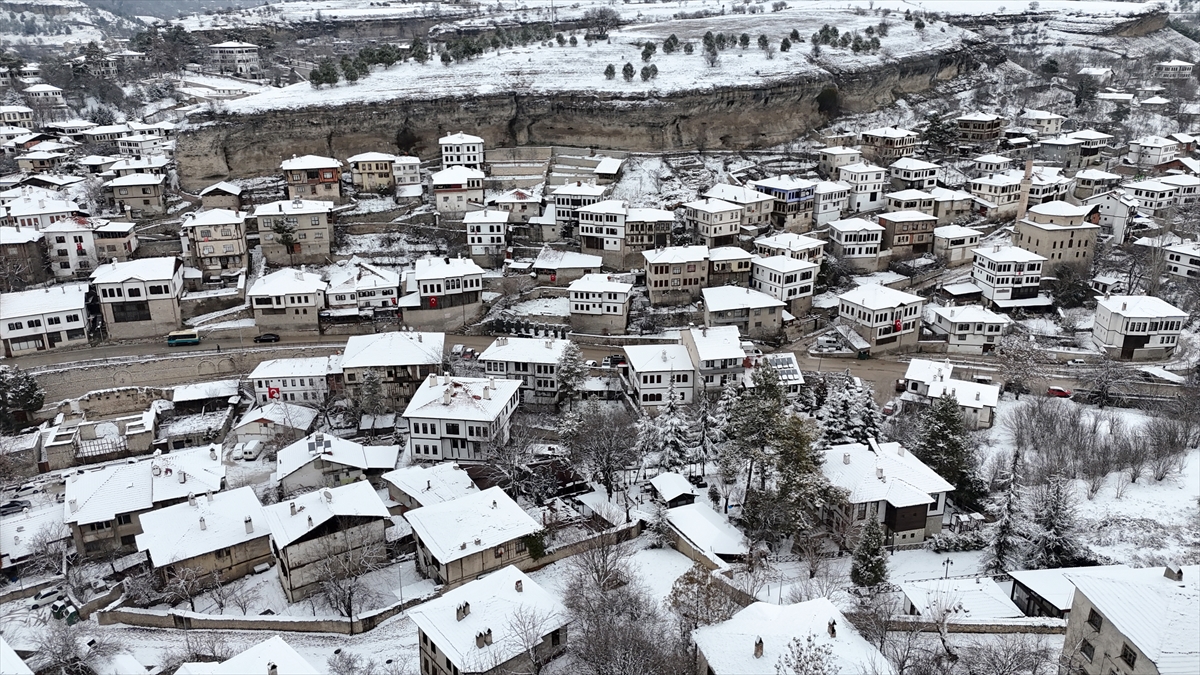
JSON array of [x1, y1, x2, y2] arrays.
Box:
[[643, 245, 709, 305], [208, 41, 262, 78], [838, 162, 889, 213], [90, 257, 183, 340], [568, 273, 632, 334], [859, 126, 919, 165], [1126, 135, 1178, 168], [702, 183, 775, 229], [971, 246, 1050, 310]]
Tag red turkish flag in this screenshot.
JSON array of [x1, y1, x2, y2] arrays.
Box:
[[268, 387, 281, 400], [429, 296, 438, 308], [894, 319, 902, 332]]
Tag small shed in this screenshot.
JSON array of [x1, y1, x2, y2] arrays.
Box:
[[649, 471, 697, 508]]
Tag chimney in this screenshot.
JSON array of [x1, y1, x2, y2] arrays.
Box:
[[178, 470, 187, 484], [876, 467, 885, 480], [483, 386, 491, 400], [426, 480, 432, 491], [418, 333, 423, 342], [975, 391, 981, 401], [209, 448, 217, 460], [307, 515, 314, 528], [69, 499, 77, 513], [515, 579, 523, 593], [188, 492, 196, 506], [754, 637, 764, 659], [323, 489, 333, 502], [488, 376, 496, 388], [429, 373, 438, 386], [457, 602, 471, 620], [476, 632, 488, 648], [1122, 302, 1127, 311], [897, 445, 905, 456], [843, 453, 851, 465], [484, 629, 493, 645], [268, 663, 278, 675], [661, 349, 668, 362], [245, 516, 254, 534], [206, 490, 213, 503], [443, 389, 452, 405], [827, 620, 837, 638], [199, 516, 206, 531], [1164, 564, 1183, 582], [290, 501, 297, 516]]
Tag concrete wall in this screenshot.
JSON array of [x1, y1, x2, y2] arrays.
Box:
[[103, 297, 182, 340], [403, 302, 484, 333]]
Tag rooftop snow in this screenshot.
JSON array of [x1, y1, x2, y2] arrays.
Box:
[[642, 245, 709, 265], [249, 355, 342, 381], [234, 402, 319, 432], [703, 183, 774, 205], [904, 358, 955, 385], [0, 283, 87, 320], [829, 217, 884, 233], [65, 445, 226, 525], [702, 286, 785, 312], [248, 268, 327, 297], [280, 154, 341, 170], [1028, 201, 1092, 217], [824, 441, 954, 507], [431, 165, 485, 184], [341, 331, 445, 369], [751, 174, 816, 191], [933, 225, 982, 239], [533, 246, 602, 270], [439, 131, 483, 144], [462, 209, 510, 224], [752, 255, 816, 275], [275, 433, 399, 481], [886, 189, 935, 201], [708, 246, 753, 262], [1008, 565, 1132, 613], [404, 486, 541, 564], [687, 325, 745, 362], [177, 636, 318, 675], [90, 257, 178, 285], [0, 636, 33, 675], [838, 284, 922, 310], [0, 226, 42, 245], [880, 210, 936, 222], [1096, 295, 1186, 318], [173, 379, 239, 402], [972, 246, 1046, 264], [684, 197, 741, 213], [346, 151, 401, 163], [252, 199, 334, 216], [403, 375, 522, 422], [754, 232, 825, 253], [930, 304, 1009, 325], [479, 336, 569, 364], [650, 472, 696, 502], [135, 486, 265, 567], [1, 506, 69, 568], [105, 173, 165, 187], [666, 502, 748, 558], [181, 208, 246, 228], [624, 344, 694, 373], [900, 578, 1025, 620], [568, 273, 633, 294], [407, 566, 567, 671], [927, 379, 1000, 409], [411, 256, 485, 281], [862, 126, 918, 138], [382, 462, 478, 506], [261, 480, 389, 548]]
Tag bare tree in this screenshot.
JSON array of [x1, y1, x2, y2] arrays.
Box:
[[314, 521, 388, 619], [558, 401, 638, 499], [161, 632, 235, 673], [500, 604, 566, 675], [961, 633, 1057, 675], [327, 650, 416, 675], [34, 620, 118, 675], [665, 564, 741, 636], [165, 565, 206, 612], [22, 522, 70, 577], [1077, 357, 1137, 409]]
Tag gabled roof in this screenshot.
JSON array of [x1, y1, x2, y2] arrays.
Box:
[[972, 246, 1046, 264], [568, 273, 633, 294], [930, 304, 1008, 325], [642, 245, 708, 265], [702, 286, 785, 312], [686, 325, 745, 362], [667, 502, 748, 557], [407, 566, 567, 671], [904, 358, 954, 385], [709, 246, 753, 262], [751, 173, 816, 191], [703, 183, 775, 205], [754, 232, 825, 253], [823, 441, 955, 507], [1020, 109, 1064, 121], [346, 151, 399, 164], [462, 208, 510, 225], [879, 210, 936, 223], [0, 283, 87, 321], [957, 111, 1003, 122], [327, 256, 401, 293], [684, 197, 741, 213], [439, 131, 484, 144], [181, 208, 245, 228], [208, 41, 260, 49], [402, 375, 522, 423], [381, 462, 478, 506], [1008, 565, 1132, 613], [251, 199, 333, 216], [533, 246, 601, 270], [933, 225, 982, 239], [411, 255, 484, 281], [861, 125, 918, 138], [177, 636, 317, 675], [839, 161, 888, 174], [973, 153, 1012, 164], [247, 268, 326, 297], [234, 401, 319, 432], [889, 157, 940, 172], [623, 344, 694, 373], [405, 486, 541, 564], [829, 217, 884, 233], [135, 486, 265, 567], [751, 255, 817, 275], [64, 445, 226, 525], [650, 471, 696, 502], [0, 636, 33, 675], [1096, 294, 1185, 319], [262, 480, 389, 549], [89, 257, 179, 285], [838, 284, 922, 310], [550, 181, 606, 197], [249, 355, 342, 381], [692, 599, 890, 675], [275, 433, 399, 481], [900, 578, 1024, 620], [280, 154, 341, 171], [479, 336, 568, 364], [927, 379, 1000, 409]]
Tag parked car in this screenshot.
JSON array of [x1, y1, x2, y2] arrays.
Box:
[[601, 354, 626, 368], [882, 402, 897, 416], [1003, 382, 1031, 396], [30, 587, 65, 610], [585, 360, 598, 367], [253, 333, 281, 343], [894, 378, 907, 393], [1047, 386, 1073, 398], [0, 499, 31, 516], [1065, 359, 1088, 367]]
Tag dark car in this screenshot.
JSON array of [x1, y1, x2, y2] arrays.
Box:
[[0, 500, 32, 516], [253, 333, 281, 343]]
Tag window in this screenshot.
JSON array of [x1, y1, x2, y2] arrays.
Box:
[[855, 503, 867, 520], [117, 514, 132, 525], [1119, 644, 1136, 669], [6, 322, 22, 331], [445, 423, 460, 435], [1080, 640, 1095, 662], [1086, 609, 1103, 631]]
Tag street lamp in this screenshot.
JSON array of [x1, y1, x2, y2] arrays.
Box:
[[942, 557, 954, 579]]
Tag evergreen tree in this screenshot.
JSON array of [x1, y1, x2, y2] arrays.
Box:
[[816, 387, 854, 447], [0, 367, 44, 431], [309, 58, 339, 88], [649, 64, 658, 79], [657, 385, 693, 471], [913, 394, 985, 509], [757, 34, 769, 50], [790, 28, 801, 40], [780, 37, 791, 51], [921, 112, 955, 152], [1030, 474, 1083, 569], [340, 56, 361, 83], [848, 387, 882, 443], [728, 361, 786, 487], [410, 37, 429, 64], [622, 62, 635, 81], [738, 33, 750, 49], [376, 43, 400, 67], [850, 520, 888, 588], [633, 410, 663, 465], [604, 63, 616, 79], [641, 41, 656, 62], [640, 65, 651, 81], [983, 452, 1034, 574], [774, 416, 845, 535], [555, 341, 587, 409]]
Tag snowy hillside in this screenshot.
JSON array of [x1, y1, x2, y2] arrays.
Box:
[[0, 0, 143, 47]]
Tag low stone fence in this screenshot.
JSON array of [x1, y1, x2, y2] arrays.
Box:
[[887, 616, 1067, 635], [568, 332, 681, 348], [0, 576, 62, 606], [527, 521, 642, 571], [75, 581, 125, 620]]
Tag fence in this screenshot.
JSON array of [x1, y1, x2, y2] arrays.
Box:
[[886, 616, 1067, 635], [526, 521, 642, 571]]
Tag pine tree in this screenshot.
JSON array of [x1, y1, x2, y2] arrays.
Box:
[[728, 361, 786, 487], [640, 65, 651, 81], [633, 410, 663, 465], [604, 63, 616, 79], [738, 33, 750, 49], [1030, 474, 1083, 569], [780, 37, 791, 51], [775, 634, 840, 675], [774, 416, 844, 535], [983, 452, 1034, 574], [913, 394, 985, 508], [921, 112, 955, 152], [816, 387, 854, 447], [622, 62, 635, 81], [757, 34, 769, 50], [657, 385, 693, 471], [410, 37, 429, 63], [848, 387, 882, 444], [850, 520, 888, 588], [555, 341, 586, 410], [0, 367, 44, 431]]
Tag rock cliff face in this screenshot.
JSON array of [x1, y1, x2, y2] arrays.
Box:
[[177, 36, 1004, 189]]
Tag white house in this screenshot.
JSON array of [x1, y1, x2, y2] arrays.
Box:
[[380, 462, 478, 514], [177, 636, 317, 675], [643, 245, 710, 305], [1123, 180, 1177, 219], [702, 183, 775, 229], [231, 401, 318, 445], [1160, 174, 1200, 206], [623, 344, 696, 408], [254, 198, 335, 266], [1082, 190, 1139, 244], [889, 157, 941, 191], [402, 256, 485, 331], [1165, 241, 1200, 281], [247, 268, 327, 333], [828, 217, 885, 272], [208, 41, 262, 78], [932, 225, 982, 266], [567, 273, 632, 334], [925, 378, 1001, 430], [479, 337, 570, 404], [885, 189, 935, 215], [684, 197, 743, 249], [971, 246, 1050, 310], [0, 283, 89, 357], [1153, 58, 1194, 79], [326, 256, 401, 316], [1092, 295, 1186, 361], [972, 153, 1013, 177], [837, 285, 924, 354], [346, 152, 402, 192], [463, 209, 509, 265], [824, 440, 954, 546], [753, 232, 825, 264], [927, 304, 1010, 355], [701, 286, 787, 340], [431, 166, 485, 214], [859, 126, 920, 165], [1019, 109, 1065, 137], [577, 199, 675, 269], [969, 171, 1023, 218], [403, 374, 522, 462], [817, 145, 862, 178], [550, 181, 607, 236], [339, 331, 444, 406], [813, 180, 851, 226], [439, 131, 484, 170], [274, 432, 400, 495], [179, 208, 248, 276], [90, 257, 183, 340], [248, 355, 341, 405], [1126, 135, 1178, 168], [750, 174, 816, 232], [838, 162, 889, 213], [680, 325, 746, 392], [749, 255, 818, 314], [23, 84, 66, 108]]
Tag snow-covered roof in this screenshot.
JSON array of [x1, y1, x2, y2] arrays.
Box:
[[181, 208, 245, 228], [533, 246, 601, 271], [177, 636, 317, 675], [403, 374, 522, 423], [1068, 129, 1114, 141], [687, 325, 745, 362], [492, 188, 540, 204], [1159, 174, 1200, 188], [328, 256, 401, 293], [382, 462, 478, 506], [889, 157, 940, 171], [109, 156, 170, 172], [23, 84, 62, 93], [829, 217, 884, 233], [861, 125, 918, 138], [709, 247, 752, 262], [479, 336, 568, 364], [887, 189, 934, 201], [751, 174, 816, 191], [819, 145, 862, 155], [825, 440, 954, 507], [568, 273, 632, 295], [957, 111, 1003, 122], [135, 486, 265, 567], [171, 379, 238, 404], [703, 285, 787, 314], [1123, 179, 1177, 193], [105, 173, 165, 188], [642, 245, 709, 265], [346, 151, 399, 164], [624, 344, 694, 374], [0, 283, 86, 321], [754, 232, 825, 253], [666, 502, 747, 558], [839, 161, 888, 174], [578, 199, 627, 216], [751, 254, 816, 275], [1132, 135, 1177, 148], [838, 284, 922, 310], [280, 154, 341, 170], [929, 305, 1009, 326], [65, 445, 226, 525], [411, 255, 484, 281], [927, 379, 1000, 410], [933, 225, 982, 240], [1141, 96, 1171, 105], [249, 355, 341, 381], [814, 180, 851, 195], [650, 471, 696, 502], [0, 636, 33, 675], [1074, 169, 1120, 181], [1020, 109, 1064, 121], [462, 208, 510, 225], [251, 198, 333, 216], [1008, 565, 1133, 613], [440, 131, 483, 144], [594, 156, 624, 174], [972, 246, 1046, 264], [1066, 566, 1200, 675], [431, 166, 485, 186], [90, 257, 178, 285], [0, 226, 42, 245], [405, 486, 540, 564], [550, 181, 607, 197], [904, 358, 955, 385], [685, 196, 741, 213], [1027, 201, 1091, 218], [3, 194, 78, 216], [1096, 295, 1185, 319], [1156, 59, 1194, 67], [703, 183, 774, 205], [973, 153, 1012, 165], [247, 268, 326, 297], [693, 599, 888, 675], [1, 505, 69, 569], [209, 41, 260, 49], [262, 480, 389, 549], [276, 433, 399, 481], [879, 210, 936, 223], [900, 578, 1024, 620], [341, 331, 444, 369], [407, 566, 567, 671], [15, 150, 67, 161], [234, 401, 319, 432]]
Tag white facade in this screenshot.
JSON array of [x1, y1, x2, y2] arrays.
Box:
[[928, 305, 1010, 354], [1126, 136, 1178, 167], [1082, 190, 1139, 244], [889, 157, 941, 190], [932, 225, 982, 266], [753, 232, 825, 264], [439, 132, 484, 170], [817, 146, 862, 178], [702, 184, 775, 229], [1123, 180, 1177, 218], [248, 356, 339, 405], [479, 337, 569, 402], [430, 166, 485, 214], [1153, 59, 1194, 79], [837, 285, 924, 351], [208, 41, 262, 78], [326, 257, 401, 313], [568, 273, 632, 331], [1165, 241, 1200, 281], [680, 325, 746, 392], [623, 344, 696, 408], [1092, 295, 1186, 360], [551, 181, 607, 234], [684, 197, 742, 248], [838, 162, 888, 213], [0, 283, 89, 357], [828, 217, 885, 270], [463, 209, 508, 262], [402, 374, 522, 462], [971, 246, 1046, 309], [1019, 109, 1065, 137], [813, 181, 850, 226], [749, 255, 817, 306]]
